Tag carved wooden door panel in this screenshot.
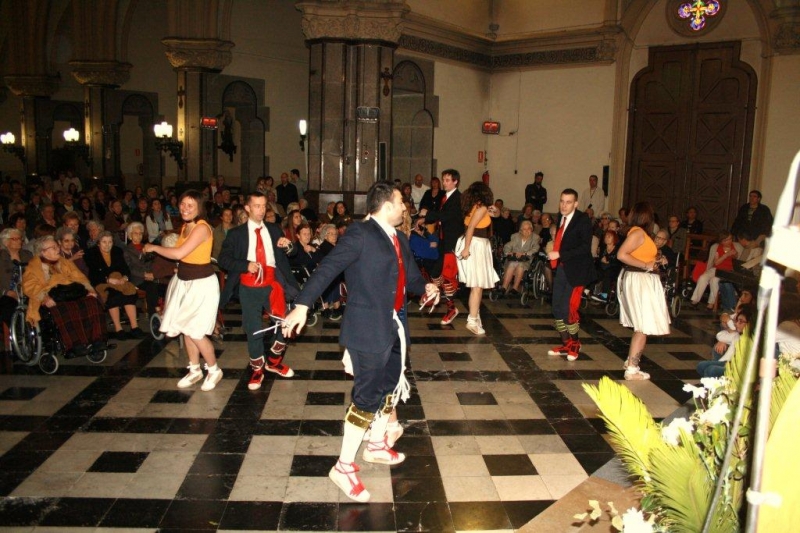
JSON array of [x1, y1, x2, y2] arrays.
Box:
[[625, 42, 757, 234]]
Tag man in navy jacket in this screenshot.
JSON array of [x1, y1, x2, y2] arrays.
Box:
[[282, 182, 439, 503]]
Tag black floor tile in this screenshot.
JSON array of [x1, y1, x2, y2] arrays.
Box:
[[503, 500, 555, 529], [449, 501, 512, 531], [168, 417, 218, 434], [299, 419, 343, 436], [0, 386, 46, 400], [160, 499, 227, 530], [550, 417, 599, 435], [100, 498, 170, 528], [670, 350, 704, 361], [306, 392, 346, 405], [39, 497, 115, 527], [469, 419, 513, 435], [560, 433, 614, 454], [508, 419, 557, 435], [151, 389, 194, 403], [290, 454, 338, 477], [188, 453, 246, 476], [439, 351, 472, 361], [176, 474, 237, 500], [456, 391, 498, 405], [394, 501, 454, 532], [315, 350, 343, 360], [253, 419, 302, 435], [0, 415, 48, 431], [394, 435, 434, 456], [0, 496, 56, 526], [219, 501, 282, 530], [125, 416, 174, 433], [82, 416, 133, 432], [338, 502, 396, 531], [0, 471, 30, 496], [220, 403, 267, 419], [392, 476, 447, 502], [483, 454, 537, 476], [537, 402, 585, 419], [88, 451, 149, 473], [396, 404, 425, 419], [573, 451, 617, 474], [280, 501, 338, 531], [392, 454, 440, 479], [200, 432, 253, 454], [427, 420, 472, 436], [18, 431, 73, 451], [0, 450, 53, 473]]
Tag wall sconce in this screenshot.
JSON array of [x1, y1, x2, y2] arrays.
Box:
[[1, 132, 26, 163], [153, 121, 184, 169], [298, 119, 307, 152], [380, 67, 393, 97], [62, 128, 92, 166]]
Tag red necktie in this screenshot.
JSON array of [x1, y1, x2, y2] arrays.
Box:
[[550, 217, 566, 269], [392, 234, 405, 312], [255, 227, 267, 269]]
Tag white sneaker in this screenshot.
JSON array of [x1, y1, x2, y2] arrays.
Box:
[[329, 461, 370, 502], [466, 316, 485, 335], [177, 366, 203, 389], [201, 368, 224, 391]]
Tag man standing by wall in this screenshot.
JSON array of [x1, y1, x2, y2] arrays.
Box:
[[581, 174, 606, 216], [410, 173, 429, 208], [275, 172, 299, 212], [218, 192, 299, 390], [290, 168, 307, 199], [282, 181, 439, 502], [546, 189, 594, 362], [417, 169, 463, 326], [525, 171, 547, 212], [731, 189, 773, 248]]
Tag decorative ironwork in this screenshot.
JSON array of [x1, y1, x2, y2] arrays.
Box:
[[1, 132, 25, 163], [153, 122, 184, 170]]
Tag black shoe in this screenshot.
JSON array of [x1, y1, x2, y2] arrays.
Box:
[[129, 328, 147, 339], [328, 308, 343, 321], [111, 330, 129, 341], [66, 344, 88, 359], [91, 340, 106, 352]]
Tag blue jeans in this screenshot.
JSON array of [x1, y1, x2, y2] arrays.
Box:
[[718, 281, 737, 311], [697, 360, 725, 378]]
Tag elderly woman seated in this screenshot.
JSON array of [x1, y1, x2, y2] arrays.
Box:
[[85, 230, 146, 340], [122, 222, 161, 318], [501, 220, 540, 295], [21, 236, 106, 356], [0, 228, 33, 327]]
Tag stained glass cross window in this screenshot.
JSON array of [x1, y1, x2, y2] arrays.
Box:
[[678, 0, 721, 31]]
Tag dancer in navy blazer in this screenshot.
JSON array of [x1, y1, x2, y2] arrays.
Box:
[[546, 188, 595, 362], [218, 192, 299, 390], [282, 182, 439, 503]]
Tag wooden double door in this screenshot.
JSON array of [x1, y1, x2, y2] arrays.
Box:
[[624, 42, 757, 234]]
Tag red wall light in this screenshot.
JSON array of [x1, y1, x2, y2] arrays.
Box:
[[200, 117, 218, 129], [481, 121, 500, 134]]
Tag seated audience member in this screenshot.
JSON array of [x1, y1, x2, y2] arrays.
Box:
[[212, 208, 234, 261], [500, 220, 540, 295], [719, 288, 754, 332], [594, 212, 612, 239], [608, 218, 622, 241], [654, 229, 678, 270], [85, 230, 145, 340], [731, 189, 773, 250], [84, 220, 104, 249], [145, 198, 173, 243], [400, 182, 417, 215], [666, 214, 687, 256], [0, 228, 33, 326], [299, 198, 319, 224], [22, 236, 106, 357], [103, 200, 128, 238], [56, 227, 88, 277], [283, 209, 304, 241], [267, 190, 285, 219], [697, 304, 754, 378], [592, 230, 621, 302], [151, 232, 178, 286], [289, 223, 342, 319], [63, 211, 87, 249], [122, 223, 160, 319], [319, 202, 336, 224], [265, 208, 279, 226], [129, 197, 150, 225], [492, 207, 516, 245], [539, 212, 555, 250], [409, 224, 439, 272], [8, 212, 30, 244], [690, 231, 743, 310], [681, 206, 704, 234], [516, 203, 535, 231], [332, 201, 353, 226], [77, 196, 99, 224]]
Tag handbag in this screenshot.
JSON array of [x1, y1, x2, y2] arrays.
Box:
[[49, 282, 88, 303], [691, 261, 707, 283]]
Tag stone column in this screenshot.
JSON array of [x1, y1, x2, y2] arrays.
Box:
[[4, 76, 60, 176], [70, 62, 131, 179], [297, 0, 408, 213], [162, 39, 234, 182]]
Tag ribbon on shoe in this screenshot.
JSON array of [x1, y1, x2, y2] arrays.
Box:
[[341, 310, 411, 407]]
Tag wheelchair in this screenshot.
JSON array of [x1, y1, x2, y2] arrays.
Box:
[[291, 265, 322, 327], [523, 252, 551, 305], [9, 264, 107, 375], [489, 253, 533, 305]]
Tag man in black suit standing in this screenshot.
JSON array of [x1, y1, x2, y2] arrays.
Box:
[[525, 171, 547, 212], [546, 188, 594, 362], [275, 172, 299, 212], [416, 169, 463, 325], [218, 192, 299, 390], [282, 182, 439, 503]]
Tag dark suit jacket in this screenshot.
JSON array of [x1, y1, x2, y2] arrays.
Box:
[[217, 222, 299, 308], [295, 219, 426, 353], [422, 189, 462, 252], [85, 244, 131, 286], [555, 209, 595, 287]]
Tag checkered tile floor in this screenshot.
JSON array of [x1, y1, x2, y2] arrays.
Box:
[[0, 295, 717, 531]]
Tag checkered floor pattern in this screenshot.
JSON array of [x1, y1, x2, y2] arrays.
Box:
[[0, 295, 716, 531]]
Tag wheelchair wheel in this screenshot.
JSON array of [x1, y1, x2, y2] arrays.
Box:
[[605, 300, 619, 317], [11, 311, 42, 365], [488, 287, 501, 302], [520, 290, 530, 306], [87, 349, 108, 364], [306, 311, 319, 328], [670, 295, 682, 318], [531, 268, 544, 300], [149, 313, 165, 340], [38, 353, 59, 375]]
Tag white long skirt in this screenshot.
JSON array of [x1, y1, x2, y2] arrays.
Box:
[[160, 274, 220, 339], [457, 236, 500, 289], [618, 270, 671, 336]]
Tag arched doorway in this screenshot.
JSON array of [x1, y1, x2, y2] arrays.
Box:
[[391, 60, 436, 183], [218, 80, 266, 192], [624, 41, 757, 233]]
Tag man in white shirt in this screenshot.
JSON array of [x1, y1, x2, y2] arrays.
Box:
[[581, 175, 606, 216], [410, 174, 429, 207]]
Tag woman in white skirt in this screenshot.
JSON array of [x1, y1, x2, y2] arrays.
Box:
[[144, 190, 222, 391], [457, 181, 500, 335], [616, 201, 670, 380]]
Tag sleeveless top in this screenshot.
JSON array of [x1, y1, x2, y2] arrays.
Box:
[[464, 205, 492, 229], [629, 227, 657, 263], [178, 220, 213, 265], [715, 243, 734, 271]]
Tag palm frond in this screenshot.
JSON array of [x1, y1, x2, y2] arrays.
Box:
[[769, 361, 800, 434], [647, 430, 714, 532], [725, 327, 755, 390], [583, 377, 663, 483]]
